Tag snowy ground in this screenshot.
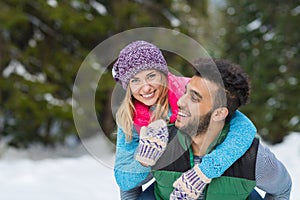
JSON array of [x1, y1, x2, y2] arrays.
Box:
[[0, 132, 299, 200]]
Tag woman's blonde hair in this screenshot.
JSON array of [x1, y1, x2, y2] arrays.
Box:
[[116, 71, 169, 141]]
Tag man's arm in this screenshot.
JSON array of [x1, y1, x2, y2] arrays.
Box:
[[255, 143, 292, 200]]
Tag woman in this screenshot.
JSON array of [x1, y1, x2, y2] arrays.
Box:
[[112, 41, 256, 199]]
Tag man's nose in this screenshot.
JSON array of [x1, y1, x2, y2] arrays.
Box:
[[177, 93, 187, 107]]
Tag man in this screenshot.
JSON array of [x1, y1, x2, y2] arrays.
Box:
[[136, 59, 292, 200]]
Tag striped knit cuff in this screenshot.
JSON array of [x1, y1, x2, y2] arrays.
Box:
[[135, 138, 165, 166], [192, 165, 211, 184], [172, 165, 211, 199]]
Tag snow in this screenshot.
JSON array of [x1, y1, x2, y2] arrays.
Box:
[[0, 132, 299, 200], [247, 18, 262, 31], [90, 0, 107, 16], [0, 134, 119, 200], [2, 60, 46, 83]]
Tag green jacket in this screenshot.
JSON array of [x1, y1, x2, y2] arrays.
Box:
[[151, 124, 258, 200]]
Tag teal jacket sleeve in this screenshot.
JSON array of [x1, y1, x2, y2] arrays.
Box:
[[114, 127, 151, 191], [199, 110, 257, 178]]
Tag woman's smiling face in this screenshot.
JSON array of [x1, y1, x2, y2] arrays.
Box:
[[129, 70, 165, 106]]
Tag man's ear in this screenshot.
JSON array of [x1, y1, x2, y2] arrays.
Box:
[[212, 107, 228, 122]]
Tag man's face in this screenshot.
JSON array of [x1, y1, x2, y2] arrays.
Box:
[[175, 76, 218, 136]]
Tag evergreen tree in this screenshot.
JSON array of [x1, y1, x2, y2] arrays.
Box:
[[221, 0, 300, 143], [0, 0, 211, 147]]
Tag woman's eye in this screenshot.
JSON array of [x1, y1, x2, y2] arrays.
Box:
[[131, 79, 139, 83], [148, 74, 156, 79]]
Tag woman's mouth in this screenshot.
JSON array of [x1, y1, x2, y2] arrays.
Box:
[[141, 91, 155, 99]]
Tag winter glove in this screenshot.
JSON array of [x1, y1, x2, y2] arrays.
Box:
[[170, 165, 211, 200], [135, 119, 168, 166]]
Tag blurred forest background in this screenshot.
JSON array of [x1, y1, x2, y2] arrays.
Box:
[[0, 0, 299, 148]]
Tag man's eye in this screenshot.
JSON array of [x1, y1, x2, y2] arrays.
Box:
[[131, 79, 139, 83], [191, 95, 199, 102]]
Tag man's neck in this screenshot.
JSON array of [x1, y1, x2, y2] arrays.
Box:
[[192, 134, 207, 156], [192, 122, 224, 156]]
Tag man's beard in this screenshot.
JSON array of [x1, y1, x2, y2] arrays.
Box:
[[179, 110, 213, 137]]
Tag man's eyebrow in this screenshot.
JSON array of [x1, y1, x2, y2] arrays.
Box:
[[186, 84, 202, 99], [190, 89, 202, 99]]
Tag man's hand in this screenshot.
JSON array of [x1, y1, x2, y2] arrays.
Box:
[[135, 119, 168, 166], [170, 165, 211, 200]]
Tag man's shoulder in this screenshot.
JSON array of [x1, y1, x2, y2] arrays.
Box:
[[223, 138, 259, 180], [167, 124, 179, 139]]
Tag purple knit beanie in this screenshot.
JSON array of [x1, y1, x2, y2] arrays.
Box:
[[112, 40, 168, 89]]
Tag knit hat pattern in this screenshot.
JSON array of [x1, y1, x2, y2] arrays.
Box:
[[112, 41, 168, 89]]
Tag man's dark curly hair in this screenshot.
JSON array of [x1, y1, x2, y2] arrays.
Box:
[[193, 58, 251, 121]]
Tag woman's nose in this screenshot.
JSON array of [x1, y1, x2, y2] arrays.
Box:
[[140, 83, 152, 92]]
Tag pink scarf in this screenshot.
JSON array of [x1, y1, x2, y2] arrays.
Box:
[[133, 73, 190, 134]]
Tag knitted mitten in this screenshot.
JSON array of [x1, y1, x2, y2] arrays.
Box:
[[170, 165, 211, 200], [135, 119, 168, 166]]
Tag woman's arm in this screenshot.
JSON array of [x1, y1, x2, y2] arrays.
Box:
[[199, 110, 257, 178], [114, 127, 151, 191]]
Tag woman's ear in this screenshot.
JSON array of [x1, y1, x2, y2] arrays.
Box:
[[212, 107, 228, 122]]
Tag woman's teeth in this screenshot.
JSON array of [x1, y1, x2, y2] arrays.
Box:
[[142, 92, 154, 98]]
